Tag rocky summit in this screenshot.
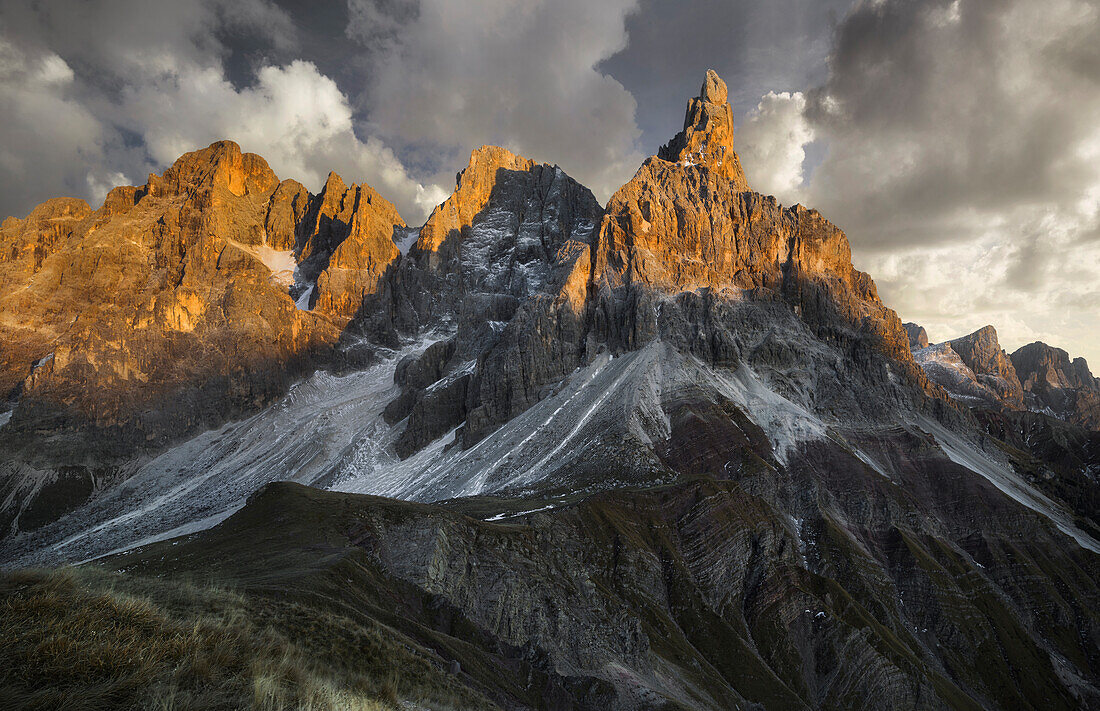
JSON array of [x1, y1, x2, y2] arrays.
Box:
[[1, 71, 1099, 711]]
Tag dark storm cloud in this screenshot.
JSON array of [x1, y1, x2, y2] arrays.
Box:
[[348, 0, 645, 203], [599, 0, 851, 148], [807, 0, 1100, 247]]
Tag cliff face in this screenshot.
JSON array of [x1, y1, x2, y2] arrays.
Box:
[[1012, 341, 1100, 430], [368, 145, 604, 453], [908, 323, 1100, 431], [946, 325, 1025, 408], [0, 141, 404, 463], [297, 172, 406, 322], [656, 69, 748, 187], [905, 322, 929, 350]]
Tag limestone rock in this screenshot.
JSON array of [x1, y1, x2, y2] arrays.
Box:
[[298, 173, 405, 323], [657, 69, 749, 188], [904, 322, 929, 350], [412, 146, 537, 263], [594, 80, 917, 373], [0, 140, 405, 471], [359, 145, 603, 452], [945, 326, 1024, 409], [1012, 341, 1100, 430]]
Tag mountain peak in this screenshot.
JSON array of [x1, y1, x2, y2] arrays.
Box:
[[904, 322, 930, 350], [699, 68, 728, 104], [413, 145, 538, 258], [321, 170, 348, 195], [151, 140, 279, 198], [657, 69, 748, 188]]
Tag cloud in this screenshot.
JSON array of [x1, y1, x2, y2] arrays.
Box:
[[803, 0, 1100, 363], [0, 38, 124, 218], [0, 0, 440, 223], [737, 91, 815, 202], [348, 0, 645, 203], [115, 59, 443, 218]]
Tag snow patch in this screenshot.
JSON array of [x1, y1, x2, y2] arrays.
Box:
[[484, 504, 556, 521], [253, 246, 297, 286], [294, 283, 315, 310], [32, 353, 53, 371], [226, 238, 297, 287], [15, 336, 446, 567], [850, 446, 894, 481], [393, 227, 420, 255]]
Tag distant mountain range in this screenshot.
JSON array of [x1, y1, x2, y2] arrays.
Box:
[[1, 70, 1097, 710]]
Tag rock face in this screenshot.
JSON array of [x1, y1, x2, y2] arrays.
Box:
[[362, 70, 927, 463], [944, 325, 1024, 408], [1012, 341, 1100, 430], [0, 142, 331, 459], [657, 69, 748, 187], [912, 326, 1100, 431], [0, 142, 407, 456], [370, 145, 603, 453], [296, 172, 405, 322], [904, 322, 929, 350], [0, 141, 404, 530], [913, 325, 1024, 411]]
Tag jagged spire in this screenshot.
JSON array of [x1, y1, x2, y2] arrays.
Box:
[[657, 69, 748, 188]]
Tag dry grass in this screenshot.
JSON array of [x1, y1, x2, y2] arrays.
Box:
[[0, 567, 475, 711]]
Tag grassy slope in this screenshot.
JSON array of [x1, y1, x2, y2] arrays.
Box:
[[0, 565, 491, 711]]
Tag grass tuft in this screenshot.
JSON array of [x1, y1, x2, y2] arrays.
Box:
[[0, 566, 479, 711]]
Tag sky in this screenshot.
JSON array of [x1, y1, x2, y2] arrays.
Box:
[[1, 0, 1097, 365]]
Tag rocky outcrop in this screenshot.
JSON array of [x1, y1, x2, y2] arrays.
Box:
[[297, 172, 405, 322], [946, 326, 1023, 406], [1012, 341, 1100, 430], [912, 342, 1004, 408], [593, 72, 919, 387], [657, 69, 748, 188], [904, 322, 929, 350], [912, 325, 1026, 412], [368, 145, 603, 453], [0, 141, 404, 491]]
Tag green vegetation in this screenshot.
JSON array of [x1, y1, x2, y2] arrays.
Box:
[[0, 566, 484, 711]]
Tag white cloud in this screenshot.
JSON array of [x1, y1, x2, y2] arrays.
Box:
[[115, 58, 441, 220], [737, 91, 815, 203], [0, 0, 442, 224]]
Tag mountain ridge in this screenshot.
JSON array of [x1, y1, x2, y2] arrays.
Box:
[[1, 69, 1098, 711]]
